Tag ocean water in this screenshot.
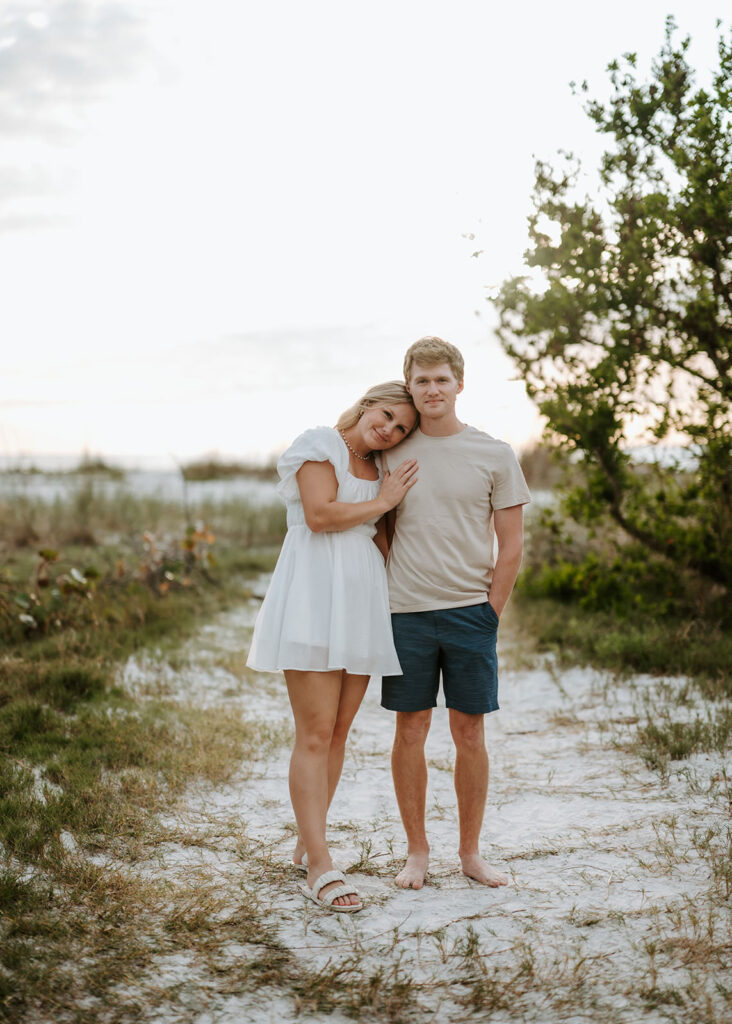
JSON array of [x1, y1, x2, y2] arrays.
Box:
[[0, 464, 280, 506]]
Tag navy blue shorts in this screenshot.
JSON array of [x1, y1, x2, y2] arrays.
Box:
[[381, 603, 499, 716]]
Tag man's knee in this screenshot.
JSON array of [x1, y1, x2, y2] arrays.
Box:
[[449, 710, 486, 751], [394, 710, 432, 747]]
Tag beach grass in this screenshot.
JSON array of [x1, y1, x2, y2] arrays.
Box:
[[0, 485, 289, 1021], [510, 595, 731, 693], [3, 483, 731, 1022]]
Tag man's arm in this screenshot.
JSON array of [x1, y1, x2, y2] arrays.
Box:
[[487, 505, 524, 618], [373, 516, 389, 562], [385, 507, 397, 549]]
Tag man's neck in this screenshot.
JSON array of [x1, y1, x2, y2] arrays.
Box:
[[418, 413, 465, 437]]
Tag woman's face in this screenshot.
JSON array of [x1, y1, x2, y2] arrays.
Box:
[[358, 402, 417, 450]]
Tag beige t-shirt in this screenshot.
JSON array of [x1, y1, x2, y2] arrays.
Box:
[[383, 425, 531, 613]]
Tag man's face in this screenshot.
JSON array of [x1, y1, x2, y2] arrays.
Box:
[[407, 361, 463, 417]]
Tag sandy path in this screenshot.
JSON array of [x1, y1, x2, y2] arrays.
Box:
[[117, 591, 730, 1023]]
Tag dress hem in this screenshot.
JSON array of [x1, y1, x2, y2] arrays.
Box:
[[247, 661, 401, 676]]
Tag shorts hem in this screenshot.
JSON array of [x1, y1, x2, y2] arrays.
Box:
[[445, 701, 500, 715], [380, 700, 438, 712]]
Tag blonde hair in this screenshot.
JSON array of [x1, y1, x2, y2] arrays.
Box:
[[336, 380, 416, 432], [403, 336, 464, 383]]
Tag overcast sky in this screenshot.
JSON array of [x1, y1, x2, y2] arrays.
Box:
[[0, 0, 725, 465]]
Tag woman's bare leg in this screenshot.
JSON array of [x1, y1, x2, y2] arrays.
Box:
[[285, 669, 363, 907], [292, 671, 369, 868], [329, 670, 370, 795]]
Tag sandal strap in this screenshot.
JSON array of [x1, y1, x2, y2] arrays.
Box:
[[320, 884, 360, 907], [311, 869, 346, 897]]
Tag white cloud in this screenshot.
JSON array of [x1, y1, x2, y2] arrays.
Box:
[[0, 0, 150, 137]]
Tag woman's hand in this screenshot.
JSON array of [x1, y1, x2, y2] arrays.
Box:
[[378, 459, 418, 510]]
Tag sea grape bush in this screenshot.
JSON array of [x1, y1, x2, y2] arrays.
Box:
[[0, 525, 216, 641], [494, 19, 732, 591]]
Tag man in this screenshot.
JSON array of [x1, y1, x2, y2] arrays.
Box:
[[382, 336, 530, 889]]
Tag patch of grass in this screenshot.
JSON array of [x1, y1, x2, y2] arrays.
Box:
[[0, 486, 288, 1021], [640, 983, 686, 1008], [1, 542, 280, 659], [0, 484, 286, 552], [181, 457, 277, 481], [623, 897, 732, 1023], [512, 594, 731, 698], [635, 711, 732, 772], [517, 504, 730, 695], [1, 696, 291, 1021], [69, 455, 126, 479], [454, 925, 534, 1013], [690, 825, 732, 901], [295, 958, 418, 1022], [0, 705, 282, 877]]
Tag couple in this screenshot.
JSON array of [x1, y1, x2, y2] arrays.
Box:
[[247, 336, 530, 912]]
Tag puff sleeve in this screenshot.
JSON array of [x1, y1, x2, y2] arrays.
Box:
[[276, 426, 349, 504]]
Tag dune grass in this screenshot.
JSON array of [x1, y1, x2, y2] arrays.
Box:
[[0, 485, 289, 1021], [3, 482, 730, 1021], [513, 498, 731, 778], [511, 596, 731, 694]]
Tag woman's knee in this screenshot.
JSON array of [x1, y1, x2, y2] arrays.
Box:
[[330, 720, 351, 749], [294, 719, 335, 755]]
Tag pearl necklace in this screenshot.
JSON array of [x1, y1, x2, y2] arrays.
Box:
[[339, 429, 372, 461]]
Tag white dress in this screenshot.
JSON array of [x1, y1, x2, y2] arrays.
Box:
[[246, 426, 403, 677]]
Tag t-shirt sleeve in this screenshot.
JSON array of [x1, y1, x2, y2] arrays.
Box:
[[276, 426, 348, 503], [491, 444, 532, 510]]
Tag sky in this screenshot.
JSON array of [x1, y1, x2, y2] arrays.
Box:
[[0, 0, 726, 466]]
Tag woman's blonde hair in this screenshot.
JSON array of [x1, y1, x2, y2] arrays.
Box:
[[336, 380, 417, 432]]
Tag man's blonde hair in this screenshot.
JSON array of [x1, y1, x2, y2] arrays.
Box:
[[403, 336, 464, 383], [336, 380, 416, 432]]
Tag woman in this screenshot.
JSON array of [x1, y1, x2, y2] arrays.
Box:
[[247, 381, 418, 912]]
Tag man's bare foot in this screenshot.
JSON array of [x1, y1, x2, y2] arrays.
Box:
[[460, 852, 508, 887], [395, 851, 429, 889]]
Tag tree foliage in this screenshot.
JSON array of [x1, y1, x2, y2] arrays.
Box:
[[494, 18, 732, 587]]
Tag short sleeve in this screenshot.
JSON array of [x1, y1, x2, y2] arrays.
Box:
[[491, 443, 531, 510], [276, 426, 348, 503]]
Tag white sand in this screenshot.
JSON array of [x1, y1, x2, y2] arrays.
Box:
[[114, 598, 730, 1023]]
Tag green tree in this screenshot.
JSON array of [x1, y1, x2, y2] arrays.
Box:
[[494, 18, 731, 588]]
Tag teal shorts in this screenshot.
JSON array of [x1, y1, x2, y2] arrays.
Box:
[[381, 603, 499, 715]]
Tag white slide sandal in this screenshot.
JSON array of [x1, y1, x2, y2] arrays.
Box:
[[302, 869, 363, 913]]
